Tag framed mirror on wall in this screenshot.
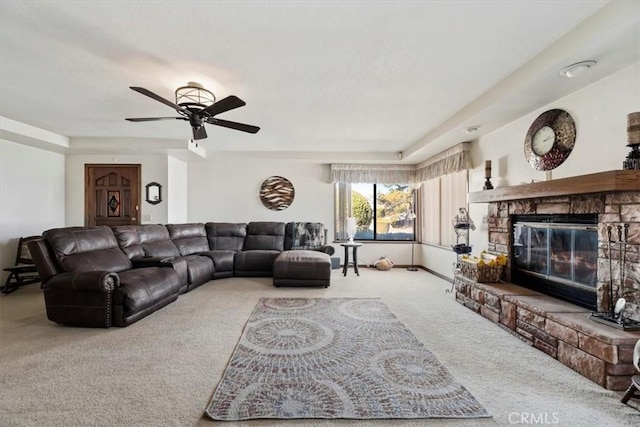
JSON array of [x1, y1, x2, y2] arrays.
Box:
[[145, 182, 162, 205]]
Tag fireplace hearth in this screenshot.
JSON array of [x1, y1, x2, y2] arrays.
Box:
[[589, 311, 640, 330]]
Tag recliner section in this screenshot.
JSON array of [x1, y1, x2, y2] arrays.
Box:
[[166, 223, 214, 291], [203, 223, 246, 279], [234, 222, 285, 277], [32, 226, 182, 328]]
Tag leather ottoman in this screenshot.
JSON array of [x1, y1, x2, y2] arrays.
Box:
[[273, 250, 331, 288]]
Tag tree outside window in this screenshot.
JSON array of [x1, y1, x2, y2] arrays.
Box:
[[335, 183, 415, 241]]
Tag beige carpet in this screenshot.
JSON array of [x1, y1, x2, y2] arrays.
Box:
[[1, 268, 639, 427]]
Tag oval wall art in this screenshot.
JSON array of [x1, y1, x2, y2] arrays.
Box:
[[259, 176, 295, 211]]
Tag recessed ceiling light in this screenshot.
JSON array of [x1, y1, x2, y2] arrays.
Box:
[[464, 126, 479, 134], [559, 61, 597, 78]]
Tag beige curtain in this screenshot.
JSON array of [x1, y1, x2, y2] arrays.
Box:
[[420, 169, 468, 247], [421, 179, 440, 245]]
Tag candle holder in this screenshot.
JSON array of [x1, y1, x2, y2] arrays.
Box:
[[623, 112, 640, 170], [623, 145, 640, 170], [483, 160, 494, 190], [483, 177, 494, 190]]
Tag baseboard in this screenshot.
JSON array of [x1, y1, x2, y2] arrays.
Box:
[[421, 267, 453, 283], [360, 264, 453, 283]]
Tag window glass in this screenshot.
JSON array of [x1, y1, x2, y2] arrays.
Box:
[[335, 183, 415, 241], [375, 184, 414, 240]]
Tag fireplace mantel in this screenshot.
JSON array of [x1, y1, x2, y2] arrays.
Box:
[[469, 170, 640, 203]]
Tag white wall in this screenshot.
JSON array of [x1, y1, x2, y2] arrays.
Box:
[[417, 61, 640, 278], [187, 158, 416, 266], [65, 153, 169, 226], [188, 159, 333, 224], [0, 140, 65, 282], [167, 156, 188, 223]]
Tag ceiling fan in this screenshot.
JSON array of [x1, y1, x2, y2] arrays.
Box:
[[125, 82, 260, 140]]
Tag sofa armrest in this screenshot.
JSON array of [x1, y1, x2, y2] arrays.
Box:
[[27, 238, 61, 285], [46, 271, 119, 293], [319, 245, 335, 256], [131, 257, 188, 288]]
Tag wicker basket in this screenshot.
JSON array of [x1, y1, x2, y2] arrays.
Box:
[[459, 255, 504, 283]]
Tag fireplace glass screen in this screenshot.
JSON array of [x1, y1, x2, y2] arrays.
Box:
[[513, 223, 597, 289]]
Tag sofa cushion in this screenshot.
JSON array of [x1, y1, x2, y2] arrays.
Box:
[[181, 254, 214, 289], [167, 223, 209, 256], [43, 226, 132, 273], [114, 267, 181, 316], [200, 250, 235, 273], [234, 250, 281, 276], [138, 224, 171, 241], [142, 240, 181, 258], [135, 225, 182, 258], [244, 222, 285, 251], [273, 250, 331, 287], [112, 225, 144, 259], [205, 223, 247, 252]]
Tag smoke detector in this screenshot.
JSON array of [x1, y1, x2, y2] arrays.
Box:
[[559, 61, 597, 78]]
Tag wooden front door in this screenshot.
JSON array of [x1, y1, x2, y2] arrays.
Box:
[[85, 164, 141, 227]]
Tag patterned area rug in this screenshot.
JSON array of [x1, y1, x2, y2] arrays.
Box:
[[205, 298, 490, 420]]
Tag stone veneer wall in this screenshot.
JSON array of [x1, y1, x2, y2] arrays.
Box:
[[486, 191, 640, 323]]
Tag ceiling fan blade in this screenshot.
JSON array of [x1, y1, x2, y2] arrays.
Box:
[[129, 86, 190, 115], [200, 95, 246, 117], [208, 118, 260, 134], [193, 126, 208, 140], [125, 117, 186, 122]]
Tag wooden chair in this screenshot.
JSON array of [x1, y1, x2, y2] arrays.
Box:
[[1, 236, 41, 294], [621, 338, 640, 404]]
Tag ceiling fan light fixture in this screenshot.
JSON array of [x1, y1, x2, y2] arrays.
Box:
[[559, 60, 597, 78], [175, 82, 216, 109]]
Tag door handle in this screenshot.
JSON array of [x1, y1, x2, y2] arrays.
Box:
[[131, 217, 137, 223]]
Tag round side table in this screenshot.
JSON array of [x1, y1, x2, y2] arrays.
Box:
[[340, 242, 363, 276]]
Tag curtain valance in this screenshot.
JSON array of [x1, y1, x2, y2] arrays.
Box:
[[330, 142, 471, 184], [330, 163, 416, 184], [415, 142, 471, 182]]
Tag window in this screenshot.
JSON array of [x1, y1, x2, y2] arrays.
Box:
[[420, 170, 468, 247], [335, 183, 416, 241]]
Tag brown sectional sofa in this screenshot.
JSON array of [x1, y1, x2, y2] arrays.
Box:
[[28, 221, 333, 328]]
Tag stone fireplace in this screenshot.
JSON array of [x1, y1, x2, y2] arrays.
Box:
[[479, 172, 640, 323], [454, 170, 640, 390]]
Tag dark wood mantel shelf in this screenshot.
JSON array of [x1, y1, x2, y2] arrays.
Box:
[[469, 170, 640, 203]]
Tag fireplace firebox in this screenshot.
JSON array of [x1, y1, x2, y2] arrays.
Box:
[[511, 214, 598, 310]]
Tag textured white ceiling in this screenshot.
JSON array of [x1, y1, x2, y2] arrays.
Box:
[[1, 1, 638, 162]]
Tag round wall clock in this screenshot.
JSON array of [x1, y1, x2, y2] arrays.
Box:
[[524, 109, 576, 171], [259, 176, 295, 211]]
